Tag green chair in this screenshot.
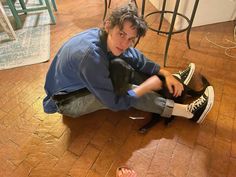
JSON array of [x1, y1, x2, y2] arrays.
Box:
[[6, 0, 57, 29], [39, 0, 57, 11]]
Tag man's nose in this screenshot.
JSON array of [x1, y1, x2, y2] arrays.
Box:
[[120, 38, 132, 49]]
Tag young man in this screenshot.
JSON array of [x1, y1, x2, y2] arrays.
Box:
[[43, 4, 214, 124]]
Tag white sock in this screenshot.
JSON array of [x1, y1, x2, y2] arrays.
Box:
[[172, 103, 193, 119]]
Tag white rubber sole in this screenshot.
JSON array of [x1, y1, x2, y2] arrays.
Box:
[[197, 86, 214, 124], [184, 63, 195, 85]]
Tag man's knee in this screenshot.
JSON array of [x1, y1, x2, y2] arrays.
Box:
[[109, 58, 134, 96]]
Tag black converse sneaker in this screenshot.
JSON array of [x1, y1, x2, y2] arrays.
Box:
[[173, 63, 195, 85], [188, 86, 214, 123]]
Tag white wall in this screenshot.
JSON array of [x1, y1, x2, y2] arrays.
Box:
[[149, 0, 236, 30]]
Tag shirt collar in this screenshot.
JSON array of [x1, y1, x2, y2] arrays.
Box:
[[99, 29, 117, 60]]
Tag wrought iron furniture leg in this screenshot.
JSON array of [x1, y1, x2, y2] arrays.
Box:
[[103, 0, 107, 20], [157, 0, 166, 34], [141, 0, 199, 67], [108, 0, 111, 8], [186, 0, 199, 49], [164, 0, 180, 67]]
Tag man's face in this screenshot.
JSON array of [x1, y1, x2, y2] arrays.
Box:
[[105, 21, 138, 56]]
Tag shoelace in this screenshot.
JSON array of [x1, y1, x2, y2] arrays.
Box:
[[187, 95, 206, 112], [174, 66, 190, 78], [180, 67, 190, 76]]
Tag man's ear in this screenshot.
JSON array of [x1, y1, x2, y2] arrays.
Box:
[[104, 20, 111, 33]]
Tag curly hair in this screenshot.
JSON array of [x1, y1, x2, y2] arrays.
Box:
[[106, 3, 148, 38]]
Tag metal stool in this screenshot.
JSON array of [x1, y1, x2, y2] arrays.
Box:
[[141, 0, 199, 67]]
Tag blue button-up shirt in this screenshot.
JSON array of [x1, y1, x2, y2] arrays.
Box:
[[43, 28, 160, 113]]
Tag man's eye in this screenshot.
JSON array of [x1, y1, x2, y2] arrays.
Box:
[[130, 39, 135, 43], [119, 32, 125, 38], [129, 38, 136, 44]]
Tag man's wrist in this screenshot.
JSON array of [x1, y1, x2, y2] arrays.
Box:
[[159, 68, 171, 78]]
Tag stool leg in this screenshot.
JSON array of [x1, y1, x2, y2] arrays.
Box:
[[103, 0, 107, 20], [51, 0, 57, 11], [108, 0, 111, 8], [6, 0, 22, 29], [44, 0, 56, 24], [141, 0, 146, 18], [134, 37, 140, 47], [158, 0, 166, 34], [164, 0, 180, 67], [186, 0, 199, 49]]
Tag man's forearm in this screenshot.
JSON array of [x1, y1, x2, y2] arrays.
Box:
[[131, 75, 162, 97], [158, 68, 172, 78]]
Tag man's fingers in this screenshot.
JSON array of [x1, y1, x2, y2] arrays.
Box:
[[173, 83, 183, 97], [173, 86, 179, 97], [166, 77, 184, 97], [167, 84, 173, 94]]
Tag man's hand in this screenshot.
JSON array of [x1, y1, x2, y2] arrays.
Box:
[[159, 68, 184, 97], [165, 74, 184, 97]]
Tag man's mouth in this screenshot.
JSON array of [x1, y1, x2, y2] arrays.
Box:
[[116, 47, 123, 53]]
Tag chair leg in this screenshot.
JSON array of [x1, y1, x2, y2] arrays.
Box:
[[39, 0, 43, 5], [44, 0, 56, 24], [51, 0, 57, 11], [6, 0, 22, 29], [19, 0, 27, 14], [0, 2, 16, 39]]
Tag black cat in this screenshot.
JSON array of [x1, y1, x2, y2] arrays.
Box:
[[109, 58, 210, 133]]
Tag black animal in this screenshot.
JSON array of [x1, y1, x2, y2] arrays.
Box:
[[109, 58, 210, 133]]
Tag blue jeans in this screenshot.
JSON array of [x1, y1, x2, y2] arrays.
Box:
[[56, 90, 174, 118]]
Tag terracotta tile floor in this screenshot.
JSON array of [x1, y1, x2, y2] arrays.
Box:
[[0, 0, 236, 176]]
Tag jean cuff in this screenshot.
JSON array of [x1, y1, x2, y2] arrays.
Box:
[[160, 99, 174, 118]]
